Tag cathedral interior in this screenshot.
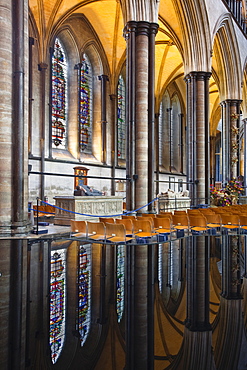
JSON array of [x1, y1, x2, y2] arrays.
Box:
[[1, 0, 247, 369]]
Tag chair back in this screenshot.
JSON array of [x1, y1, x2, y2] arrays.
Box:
[[87, 221, 106, 239], [153, 217, 172, 230], [133, 219, 152, 235], [99, 217, 115, 224], [105, 222, 127, 242], [70, 220, 87, 233], [116, 218, 133, 235]]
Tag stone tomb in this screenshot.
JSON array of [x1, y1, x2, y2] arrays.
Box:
[[54, 196, 123, 225]]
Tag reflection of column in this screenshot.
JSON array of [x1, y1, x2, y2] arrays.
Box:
[[125, 244, 154, 369], [9, 240, 25, 368], [221, 235, 242, 299], [214, 235, 243, 369], [185, 72, 211, 206], [186, 236, 211, 330], [178, 236, 215, 369]]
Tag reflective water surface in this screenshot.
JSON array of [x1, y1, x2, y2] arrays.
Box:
[[1, 233, 247, 369]]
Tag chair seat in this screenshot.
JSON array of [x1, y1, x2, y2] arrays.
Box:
[[88, 233, 106, 240], [207, 223, 221, 228], [71, 232, 87, 237], [135, 231, 157, 237], [155, 227, 171, 234], [173, 225, 188, 230], [222, 225, 239, 229], [191, 226, 208, 232]]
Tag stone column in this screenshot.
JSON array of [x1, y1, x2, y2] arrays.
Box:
[[38, 63, 48, 201], [210, 135, 216, 185], [221, 99, 242, 184], [110, 94, 117, 195], [124, 21, 158, 213], [98, 75, 109, 164], [185, 72, 211, 206]]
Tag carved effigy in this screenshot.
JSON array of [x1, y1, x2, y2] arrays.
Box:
[[54, 196, 123, 225], [158, 189, 190, 212]]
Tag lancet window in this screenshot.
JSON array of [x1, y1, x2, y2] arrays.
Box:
[[51, 38, 67, 148], [117, 75, 126, 160], [79, 54, 93, 153]]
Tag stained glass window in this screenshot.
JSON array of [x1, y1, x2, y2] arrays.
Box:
[[79, 54, 93, 152], [51, 38, 67, 148], [78, 244, 91, 346], [117, 75, 126, 160], [50, 248, 66, 364], [116, 245, 125, 322]]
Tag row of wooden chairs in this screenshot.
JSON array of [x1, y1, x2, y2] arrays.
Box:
[[70, 211, 247, 243]]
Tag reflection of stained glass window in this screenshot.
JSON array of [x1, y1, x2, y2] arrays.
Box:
[[79, 54, 92, 152], [117, 75, 126, 160], [50, 249, 66, 364], [78, 244, 91, 346], [51, 38, 67, 148], [116, 245, 125, 322], [158, 244, 163, 292]]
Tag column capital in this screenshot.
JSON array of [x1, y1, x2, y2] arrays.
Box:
[[38, 62, 48, 71], [98, 74, 109, 82], [184, 71, 211, 82]]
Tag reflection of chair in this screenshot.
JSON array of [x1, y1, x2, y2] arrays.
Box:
[[132, 219, 157, 242], [105, 223, 133, 243], [70, 220, 87, 237], [99, 217, 115, 224], [87, 221, 106, 240], [188, 214, 209, 234], [220, 214, 240, 233], [116, 218, 133, 236]]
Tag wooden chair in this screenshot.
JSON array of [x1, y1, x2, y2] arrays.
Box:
[[220, 214, 240, 233], [172, 214, 189, 236], [188, 214, 209, 234], [156, 212, 173, 218], [173, 210, 187, 215], [153, 217, 173, 241], [122, 215, 136, 220], [132, 219, 157, 242], [70, 220, 87, 237], [136, 216, 154, 229], [239, 215, 247, 234], [99, 217, 115, 224], [203, 213, 221, 234], [87, 221, 106, 240], [116, 218, 133, 236], [105, 222, 133, 243], [141, 213, 156, 218]]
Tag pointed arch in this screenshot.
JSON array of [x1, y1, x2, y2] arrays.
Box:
[[212, 14, 242, 100], [172, 0, 212, 73]]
